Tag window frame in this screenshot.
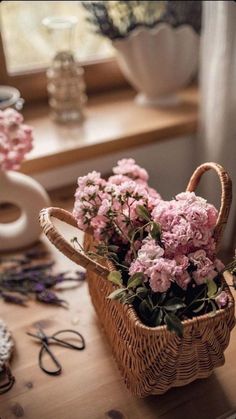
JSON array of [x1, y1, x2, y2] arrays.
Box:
[[0, 31, 127, 102]]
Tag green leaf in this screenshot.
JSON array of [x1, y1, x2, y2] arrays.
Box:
[[138, 299, 152, 321], [107, 271, 122, 286], [156, 292, 166, 305], [123, 290, 136, 304], [209, 299, 217, 317], [206, 279, 218, 298], [150, 222, 161, 240], [127, 272, 144, 289], [192, 301, 205, 314], [164, 313, 183, 338], [164, 297, 186, 312], [107, 289, 126, 301], [136, 286, 148, 298], [136, 205, 151, 221], [154, 309, 163, 326]]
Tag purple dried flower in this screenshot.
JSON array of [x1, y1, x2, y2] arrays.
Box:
[[33, 283, 46, 293], [1, 291, 28, 306], [54, 273, 67, 283], [36, 290, 68, 307], [0, 249, 82, 308]]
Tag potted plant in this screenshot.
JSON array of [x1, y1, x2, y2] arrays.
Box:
[[83, 1, 201, 106], [40, 159, 235, 397]]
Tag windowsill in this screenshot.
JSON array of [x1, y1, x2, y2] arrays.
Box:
[[21, 85, 198, 175]]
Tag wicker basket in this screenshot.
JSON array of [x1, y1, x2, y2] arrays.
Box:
[[40, 163, 235, 397]]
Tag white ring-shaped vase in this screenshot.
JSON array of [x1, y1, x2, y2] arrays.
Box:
[[0, 171, 50, 251]]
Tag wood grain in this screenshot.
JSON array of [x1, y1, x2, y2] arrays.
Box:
[[20, 86, 198, 175], [1, 194, 236, 419]]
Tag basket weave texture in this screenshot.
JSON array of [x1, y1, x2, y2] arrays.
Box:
[[40, 163, 235, 397]]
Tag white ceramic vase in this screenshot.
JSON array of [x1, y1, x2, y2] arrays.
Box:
[[113, 24, 200, 106], [0, 171, 50, 251]]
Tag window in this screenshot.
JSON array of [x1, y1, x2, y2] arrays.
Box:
[[0, 1, 126, 101]]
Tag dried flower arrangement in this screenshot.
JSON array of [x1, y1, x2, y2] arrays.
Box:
[[0, 247, 85, 307], [72, 159, 236, 337], [0, 108, 33, 171], [82, 1, 202, 40]]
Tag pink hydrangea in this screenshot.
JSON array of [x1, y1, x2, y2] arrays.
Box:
[[129, 237, 174, 292], [189, 250, 218, 285], [152, 192, 218, 256], [148, 258, 176, 292], [0, 108, 33, 171], [129, 238, 163, 273]]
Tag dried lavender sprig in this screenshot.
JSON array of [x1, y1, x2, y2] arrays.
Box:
[[0, 248, 85, 306], [36, 290, 68, 308], [0, 291, 28, 306]]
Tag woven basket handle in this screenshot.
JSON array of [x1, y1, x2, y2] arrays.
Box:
[[186, 162, 232, 250], [39, 207, 110, 278]]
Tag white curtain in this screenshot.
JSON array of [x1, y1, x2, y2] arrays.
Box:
[[199, 1, 236, 254]]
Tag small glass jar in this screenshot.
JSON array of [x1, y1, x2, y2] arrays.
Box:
[[42, 16, 86, 123]]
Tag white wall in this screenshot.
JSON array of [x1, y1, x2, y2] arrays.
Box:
[[33, 134, 196, 200]]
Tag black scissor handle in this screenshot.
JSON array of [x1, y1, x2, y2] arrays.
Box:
[[0, 365, 15, 394], [39, 343, 62, 376], [51, 329, 86, 350]]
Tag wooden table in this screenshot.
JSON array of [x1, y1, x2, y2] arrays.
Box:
[[0, 195, 236, 419]]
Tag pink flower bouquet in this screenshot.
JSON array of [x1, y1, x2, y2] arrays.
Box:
[[72, 159, 233, 337], [0, 108, 33, 171]]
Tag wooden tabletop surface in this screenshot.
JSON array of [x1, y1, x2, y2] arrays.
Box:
[[0, 195, 236, 419]]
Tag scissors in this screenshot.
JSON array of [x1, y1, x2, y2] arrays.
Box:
[[27, 328, 85, 376], [0, 365, 15, 394]]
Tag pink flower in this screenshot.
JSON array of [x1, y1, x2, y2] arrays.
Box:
[[215, 291, 228, 308], [152, 192, 218, 257], [176, 271, 191, 290], [148, 259, 176, 292], [128, 237, 164, 276], [189, 250, 217, 284], [129, 259, 147, 276], [0, 108, 33, 171], [108, 174, 131, 185], [73, 171, 108, 234], [76, 171, 105, 189], [113, 158, 149, 182], [137, 238, 164, 262], [174, 255, 189, 275]]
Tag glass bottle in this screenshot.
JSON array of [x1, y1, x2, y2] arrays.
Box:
[[42, 16, 86, 123]]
